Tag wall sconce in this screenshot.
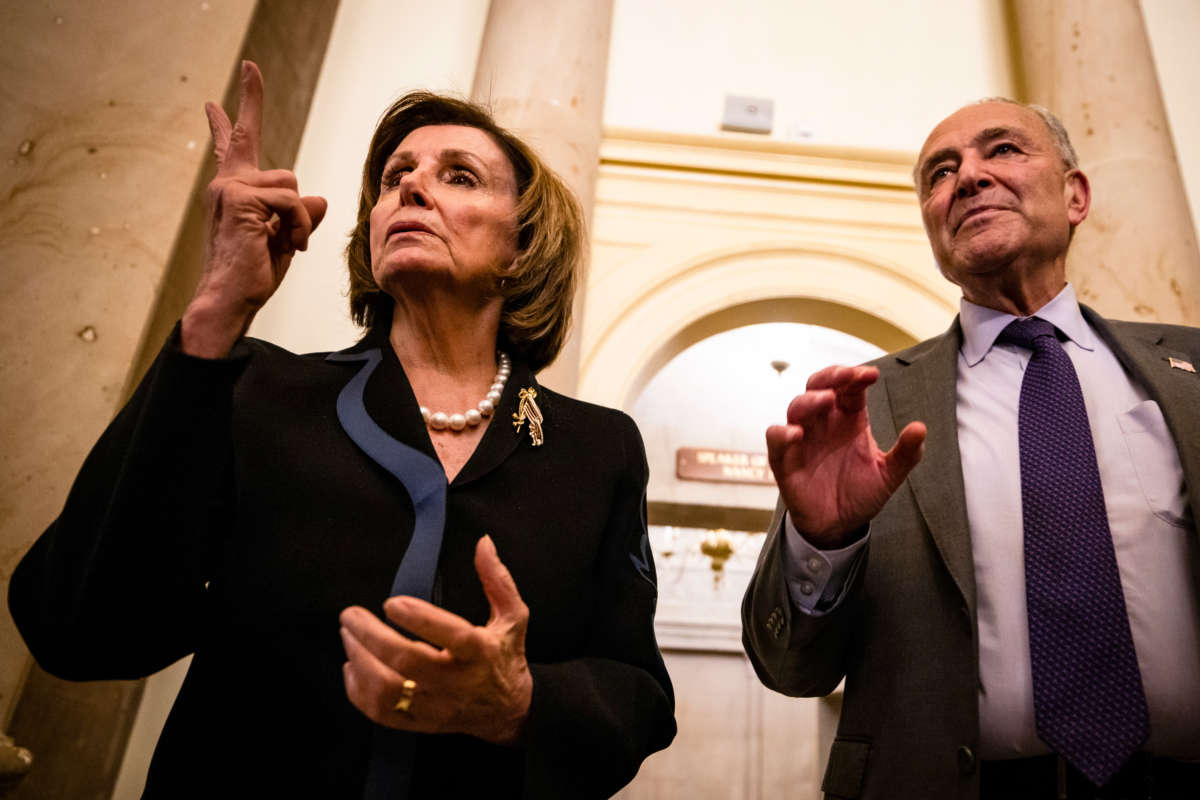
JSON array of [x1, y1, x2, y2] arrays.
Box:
[[700, 529, 734, 584]]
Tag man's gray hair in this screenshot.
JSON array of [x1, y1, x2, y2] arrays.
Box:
[[912, 97, 1080, 188], [977, 97, 1079, 169]]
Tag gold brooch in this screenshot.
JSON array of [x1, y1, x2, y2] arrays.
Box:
[[512, 387, 544, 446], [1167, 356, 1196, 373]]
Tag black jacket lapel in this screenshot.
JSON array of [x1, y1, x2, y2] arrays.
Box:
[[327, 327, 537, 487], [452, 358, 536, 488]]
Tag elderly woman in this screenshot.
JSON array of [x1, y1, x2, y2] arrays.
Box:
[[9, 62, 675, 798]]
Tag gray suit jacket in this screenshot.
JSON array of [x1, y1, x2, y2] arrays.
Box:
[[741, 306, 1200, 800]]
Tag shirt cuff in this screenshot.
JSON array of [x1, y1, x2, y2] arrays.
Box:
[[782, 513, 868, 616]]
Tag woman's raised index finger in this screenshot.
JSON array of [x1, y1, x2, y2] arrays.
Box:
[[223, 60, 265, 172]]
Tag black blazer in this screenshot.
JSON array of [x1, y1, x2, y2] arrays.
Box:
[[742, 308, 1200, 800], [10, 324, 676, 798]]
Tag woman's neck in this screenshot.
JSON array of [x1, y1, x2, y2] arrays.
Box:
[[386, 292, 507, 482], [388, 291, 504, 377]]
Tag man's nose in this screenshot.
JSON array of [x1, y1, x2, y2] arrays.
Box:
[[955, 156, 992, 199]]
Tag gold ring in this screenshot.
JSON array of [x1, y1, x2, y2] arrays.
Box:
[[393, 679, 417, 713]]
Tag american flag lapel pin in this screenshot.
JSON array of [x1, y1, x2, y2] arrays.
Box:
[[1167, 356, 1196, 373]]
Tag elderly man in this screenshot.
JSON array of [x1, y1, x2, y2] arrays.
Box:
[[742, 99, 1200, 800]]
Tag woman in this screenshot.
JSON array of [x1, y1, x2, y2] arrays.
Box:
[[9, 62, 675, 797]]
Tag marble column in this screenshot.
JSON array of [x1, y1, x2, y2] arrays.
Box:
[[0, 0, 256, 736], [0, 2, 338, 796], [1010, 0, 1200, 324], [471, 0, 614, 394]]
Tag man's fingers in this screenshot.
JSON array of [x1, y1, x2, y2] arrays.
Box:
[[806, 364, 877, 391], [881, 421, 927, 490], [224, 60, 264, 172], [765, 424, 803, 475], [474, 536, 527, 626], [802, 365, 877, 417], [833, 368, 877, 414], [765, 424, 803, 455], [784, 389, 835, 426], [804, 365, 877, 393]]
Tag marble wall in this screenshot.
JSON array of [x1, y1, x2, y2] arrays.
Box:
[[0, 0, 258, 731], [0, 1, 338, 796], [614, 651, 832, 800], [1012, 0, 1200, 325]]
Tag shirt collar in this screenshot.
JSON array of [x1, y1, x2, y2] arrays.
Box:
[[959, 283, 1096, 366]]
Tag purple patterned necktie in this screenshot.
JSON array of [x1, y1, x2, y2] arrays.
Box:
[[999, 317, 1149, 786]]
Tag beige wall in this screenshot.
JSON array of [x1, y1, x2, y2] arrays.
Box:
[[601, 0, 1200, 248], [614, 652, 828, 800], [604, 0, 1015, 150], [1142, 0, 1200, 238]]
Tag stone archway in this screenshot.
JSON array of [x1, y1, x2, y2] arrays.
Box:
[[578, 240, 957, 412]]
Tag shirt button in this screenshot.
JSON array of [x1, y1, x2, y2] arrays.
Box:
[[957, 745, 976, 775], [799, 581, 815, 596], [806, 557, 823, 573]]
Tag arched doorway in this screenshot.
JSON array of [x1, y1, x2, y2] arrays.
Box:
[[579, 242, 954, 412]]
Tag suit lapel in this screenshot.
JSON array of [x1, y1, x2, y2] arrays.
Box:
[[865, 306, 1198, 624], [1084, 307, 1200, 522], [452, 359, 533, 488], [328, 326, 533, 490], [880, 321, 977, 615]]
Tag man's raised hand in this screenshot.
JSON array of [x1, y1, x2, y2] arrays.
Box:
[[765, 365, 926, 548]]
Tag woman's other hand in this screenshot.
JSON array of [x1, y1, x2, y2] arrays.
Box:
[[181, 60, 328, 358], [339, 536, 534, 745]]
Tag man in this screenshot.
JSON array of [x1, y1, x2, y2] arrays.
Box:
[[742, 99, 1200, 800]]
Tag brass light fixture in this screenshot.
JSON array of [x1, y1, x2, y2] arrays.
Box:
[[700, 530, 734, 585]]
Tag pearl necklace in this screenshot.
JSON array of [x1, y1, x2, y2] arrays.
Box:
[[419, 352, 511, 432]]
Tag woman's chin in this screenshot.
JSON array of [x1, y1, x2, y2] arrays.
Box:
[[375, 269, 503, 306], [373, 260, 449, 287]]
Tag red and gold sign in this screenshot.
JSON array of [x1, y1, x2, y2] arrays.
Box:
[[675, 448, 774, 486]]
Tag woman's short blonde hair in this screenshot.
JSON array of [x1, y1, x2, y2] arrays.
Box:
[[346, 92, 584, 372]]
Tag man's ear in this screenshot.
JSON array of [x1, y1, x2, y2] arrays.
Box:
[[1064, 168, 1091, 227]]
